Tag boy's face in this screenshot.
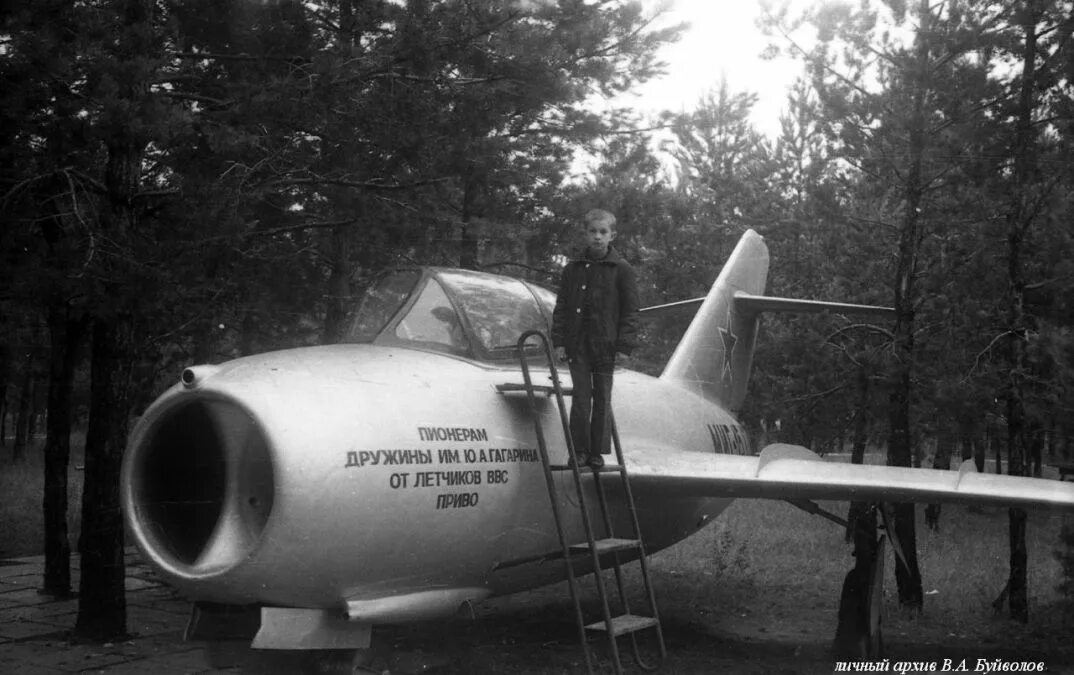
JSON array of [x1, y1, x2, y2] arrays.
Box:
[[584, 219, 616, 256]]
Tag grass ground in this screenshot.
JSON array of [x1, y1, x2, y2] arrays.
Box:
[[373, 497, 1074, 673], [650, 497, 1073, 638], [0, 434, 84, 559]]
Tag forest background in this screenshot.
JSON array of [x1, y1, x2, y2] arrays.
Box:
[[1, 0, 1073, 644]]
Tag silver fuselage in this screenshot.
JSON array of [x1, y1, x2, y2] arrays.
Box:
[[122, 343, 746, 610]]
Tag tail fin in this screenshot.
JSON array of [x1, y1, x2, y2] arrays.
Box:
[[659, 230, 769, 413], [658, 229, 895, 413]]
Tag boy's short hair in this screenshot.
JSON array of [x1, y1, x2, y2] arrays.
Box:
[[584, 209, 616, 230]]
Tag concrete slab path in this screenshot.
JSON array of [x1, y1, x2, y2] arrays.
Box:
[[0, 550, 230, 674]]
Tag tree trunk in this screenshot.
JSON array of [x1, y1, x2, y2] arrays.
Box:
[[42, 305, 83, 597], [994, 428, 1004, 474], [75, 0, 153, 638], [1045, 416, 1056, 464], [1028, 422, 1043, 477], [0, 385, 6, 447], [925, 430, 954, 531], [846, 366, 870, 542], [459, 171, 480, 270], [834, 505, 880, 658], [13, 351, 34, 460], [957, 417, 978, 464], [881, 0, 943, 610], [31, 376, 44, 440], [0, 342, 9, 447], [322, 223, 353, 345], [238, 311, 258, 357], [1000, 0, 1042, 624], [888, 385, 924, 609], [75, 317, 132, 640]]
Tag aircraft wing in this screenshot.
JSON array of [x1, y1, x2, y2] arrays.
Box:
[[625, 444, 1074, 510]]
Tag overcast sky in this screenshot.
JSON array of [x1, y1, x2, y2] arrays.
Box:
[[622, 0, 811, 135]]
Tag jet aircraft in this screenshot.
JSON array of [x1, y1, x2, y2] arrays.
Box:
[[120, 229, 1074, 671]]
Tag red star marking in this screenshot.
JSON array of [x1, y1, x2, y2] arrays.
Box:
[[718, 308, 737, 385]]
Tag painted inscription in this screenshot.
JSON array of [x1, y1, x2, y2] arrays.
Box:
[[343, 426, 540, 510], [706, 422, 750, 455]]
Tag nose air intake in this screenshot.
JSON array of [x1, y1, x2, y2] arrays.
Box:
[[125, 397, 274, 578]]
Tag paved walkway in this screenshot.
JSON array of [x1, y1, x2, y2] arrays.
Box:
[[0, 550, 225, 674]]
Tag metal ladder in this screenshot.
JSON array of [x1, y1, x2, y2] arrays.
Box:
[[506, 329, 666, 674]]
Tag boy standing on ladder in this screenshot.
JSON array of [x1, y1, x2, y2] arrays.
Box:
[[552, 209, 641, 469]]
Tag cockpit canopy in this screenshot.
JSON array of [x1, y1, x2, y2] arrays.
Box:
[[342, 268, 557, 362]]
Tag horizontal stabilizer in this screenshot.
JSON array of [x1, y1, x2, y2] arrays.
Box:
[[639, 294, 894, 318], [639, 297, 705, 315], [733, 292, 895, 318], [625, 444, 1074, 510]]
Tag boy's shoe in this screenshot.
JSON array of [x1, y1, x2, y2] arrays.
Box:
[[587, 454, 605, 470], [567, 453, 589, 469]]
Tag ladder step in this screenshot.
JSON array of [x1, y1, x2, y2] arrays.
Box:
[[568, 538, 640, 555], [495, 383, 572, 396], [585, 614, 659, 636]]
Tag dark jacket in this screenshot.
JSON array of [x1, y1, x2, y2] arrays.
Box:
[[551, 246, 641, 359]]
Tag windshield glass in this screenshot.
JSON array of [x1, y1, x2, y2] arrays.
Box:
[[530, 284, 556, 318], [438, 271, 550, 355], [393, 278, 470, 355], [343, 270, 421, 343]]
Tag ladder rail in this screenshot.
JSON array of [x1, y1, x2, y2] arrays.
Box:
[[516, 333, 612, 598], [591, 472, 634, 621], [521, 330, 625, 671], [515, 330, 663, 674], [589, 414, 667, 671], [517, 330, 623, 673], [591, 472, 641, 669], [610, 417, 668, 670], [515, 331, 594, 674]]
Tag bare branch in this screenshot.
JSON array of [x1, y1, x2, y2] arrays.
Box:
[[272, 176, 453, 191], [163, 91, 234, 107], [965, 330, 1014, 381], [168, 50, 301, 63], [826, 323, 895, 343], [781, 383, 848, 405]]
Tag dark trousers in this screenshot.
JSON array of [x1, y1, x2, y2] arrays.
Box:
[[567, 349, 614, 457]]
